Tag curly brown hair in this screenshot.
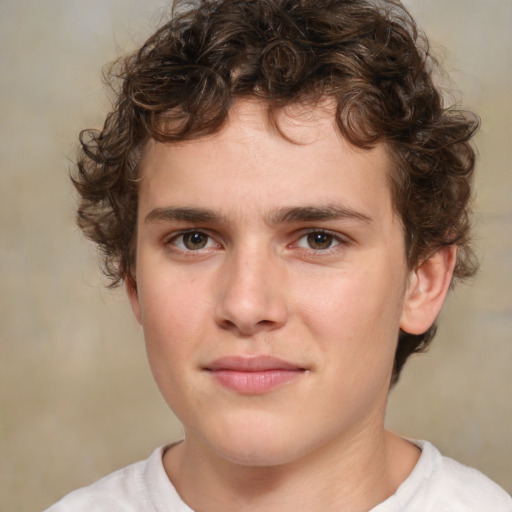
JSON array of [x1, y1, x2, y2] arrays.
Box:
[[74, 0, 479, 384]]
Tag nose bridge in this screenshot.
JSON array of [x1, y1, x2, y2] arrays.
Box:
[[215, 240, 287, 335]]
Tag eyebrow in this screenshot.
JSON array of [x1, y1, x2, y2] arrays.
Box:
[[145, 206, 227, 224], [268, 205, 373, 225], [145, 204, 372, 226]]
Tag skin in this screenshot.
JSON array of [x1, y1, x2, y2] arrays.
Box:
[[127, 99, 455, 512]]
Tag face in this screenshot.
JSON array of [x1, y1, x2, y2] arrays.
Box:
[[129, 100, 414, 467]]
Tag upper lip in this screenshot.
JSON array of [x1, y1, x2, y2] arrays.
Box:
[[204, 356, 305, 372]]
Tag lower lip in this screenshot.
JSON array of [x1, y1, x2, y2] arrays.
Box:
[[209, 369, 304, 394]]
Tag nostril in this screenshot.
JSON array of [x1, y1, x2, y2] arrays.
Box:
[[219, 318, 237, 331], [256, 319, 275, 328]]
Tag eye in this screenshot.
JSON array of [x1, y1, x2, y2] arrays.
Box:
[[169, 231, 218, 251], [296, 230, 341, 251]]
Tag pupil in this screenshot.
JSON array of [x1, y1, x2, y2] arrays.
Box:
[[308, 232, 332, 249]]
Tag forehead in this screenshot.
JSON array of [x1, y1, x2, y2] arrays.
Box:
[[138, 99, 394, 222]]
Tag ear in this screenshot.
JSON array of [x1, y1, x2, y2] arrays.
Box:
[[125, 278, 142, 325], [400, 245, 457, 335]]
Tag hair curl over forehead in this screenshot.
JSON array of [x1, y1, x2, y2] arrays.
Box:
[[74, 0, 479, 383]]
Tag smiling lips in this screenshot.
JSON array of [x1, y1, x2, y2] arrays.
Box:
[[205, 356, 306, 394]]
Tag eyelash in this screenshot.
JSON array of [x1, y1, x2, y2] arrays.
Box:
[[166, 230, 220, 252], [165, 228, 349, 254], [294, 229, 346, 252]]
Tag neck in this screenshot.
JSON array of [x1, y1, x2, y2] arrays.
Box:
[[163, 426, 420, 512]]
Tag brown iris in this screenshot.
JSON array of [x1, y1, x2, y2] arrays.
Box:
[[307, 232, 334, 250], [183, 232, 209, 250]]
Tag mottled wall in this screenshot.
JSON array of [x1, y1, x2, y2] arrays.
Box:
[[0, 0, 510, 510]]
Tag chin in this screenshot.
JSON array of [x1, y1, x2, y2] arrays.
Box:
[[212, 437, 304, 468], [192, 412, 310, 468]]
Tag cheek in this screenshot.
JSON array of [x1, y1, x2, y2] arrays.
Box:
[[137, 272, 211, 373], [139, 291, 210, 416], [297, 268, 404, 365]]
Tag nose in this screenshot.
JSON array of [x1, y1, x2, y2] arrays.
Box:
[[214, 245, 288, 336]]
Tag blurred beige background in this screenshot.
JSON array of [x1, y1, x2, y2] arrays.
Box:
[[0, 0, 510, 510]]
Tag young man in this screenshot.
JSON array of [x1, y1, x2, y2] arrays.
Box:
[[46, 0, 511, 510]]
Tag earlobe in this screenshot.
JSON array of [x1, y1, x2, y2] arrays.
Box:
[[400, 245, 457, 335], [125, 278, 142, 325]]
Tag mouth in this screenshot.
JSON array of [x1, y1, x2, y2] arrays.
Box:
[[204, 356, 307, 394]]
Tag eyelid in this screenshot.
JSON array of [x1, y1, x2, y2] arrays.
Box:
[[165, 229, 222, 252], [293, 228, 351, 250], [163, 227, 351, 253]]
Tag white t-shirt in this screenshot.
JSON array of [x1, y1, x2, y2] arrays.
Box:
[[44, 440, 512, 511]]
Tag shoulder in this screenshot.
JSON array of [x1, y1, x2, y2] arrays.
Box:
[[43, 458, 150, 512], [42, 445, 188, 512], [403, 440, 512, 512], [433, 449, 512, 511]]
